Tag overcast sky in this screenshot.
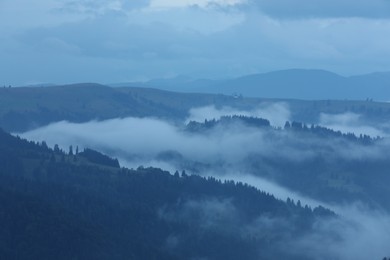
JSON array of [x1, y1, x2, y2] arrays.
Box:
[[2, 0, 390, 85]]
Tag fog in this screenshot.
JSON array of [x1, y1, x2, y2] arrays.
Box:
[[159, 195, 390, 260], [319, 112, 386, 137], [20, 117, 267, 163], [292, 203, 390, 260], [20, 104, 390, 166], [19, 105, 390, 259]]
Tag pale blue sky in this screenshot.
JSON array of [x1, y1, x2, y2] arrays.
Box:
[[1, 0, 390, 85]]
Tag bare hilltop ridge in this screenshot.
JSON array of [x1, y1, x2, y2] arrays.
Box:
[[2, 76, 390, 132]]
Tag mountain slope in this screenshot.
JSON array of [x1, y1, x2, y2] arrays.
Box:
[[0, 129, 334, 260], [3, 83, 390, 133], [182, 116, 390, 211], [0, 84, 215, 132]]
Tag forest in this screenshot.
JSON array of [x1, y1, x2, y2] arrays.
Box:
[[1, 86, 390, 259], [0, 128, 334, 259]]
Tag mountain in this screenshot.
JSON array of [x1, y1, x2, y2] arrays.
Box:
[[183, 116, 390, 210], [3, 83, 390, 259], [111, 75, 217, 93], [0, 84, 218, 132], [214, 69, 348, 99], [117, 69, 390, 100], [3, 83, 390, 133], [0, 128, 333, 260]]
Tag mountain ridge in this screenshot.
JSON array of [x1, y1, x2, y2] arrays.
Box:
[[109, 68, 390, 100], [3, 83, 390, 132]]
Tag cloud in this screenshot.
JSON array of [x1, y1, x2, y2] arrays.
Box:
[[17, 108, 390, 259], [250, 0, 390, 19], [59, 0, 246, 14], [292, 204, 390, 260], [57, 0, 390, 19], [149, 0, 246, 9], [19, 109, 390, 166], [59, 0, 149, 15], [16, 104, 390, 215], [159, 193, 390, 260], [3, 1, 390, 85], [19, 117, 268, 164], [319, 112, 386, 137], [0, 0, 84, 33]]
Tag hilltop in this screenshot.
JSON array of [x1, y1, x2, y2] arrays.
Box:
[[116, 69, 390, 100], [2, 83, 390, 132]]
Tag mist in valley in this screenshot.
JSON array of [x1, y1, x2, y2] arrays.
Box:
[[19, 103, 390, 260], [2, 0, 390, 259]]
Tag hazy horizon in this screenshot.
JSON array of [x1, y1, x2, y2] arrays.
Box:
[[2, 0, 390, 86], [10, 67, 390, 88]]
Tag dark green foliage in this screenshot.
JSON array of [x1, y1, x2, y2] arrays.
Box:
[[0, 129, 333, 260], [78, 148, 120, 168], [286, 120, 378, 144], [187, 115, 270, 132], [187, 115, 378, 144], [185, 116, 390, 210]]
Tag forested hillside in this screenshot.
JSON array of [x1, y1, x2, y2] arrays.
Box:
[[182, 116, 390, 210], [0, 128, 333, 260]]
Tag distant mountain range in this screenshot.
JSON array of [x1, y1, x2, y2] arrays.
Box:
[[111, 69, 390, 101]]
